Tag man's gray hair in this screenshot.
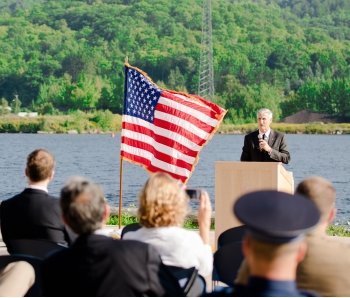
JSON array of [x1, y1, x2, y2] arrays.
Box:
[[257, 108, 273, 120], [60, 176, 106, 235]]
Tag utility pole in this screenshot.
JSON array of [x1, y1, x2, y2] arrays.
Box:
[[198, 0, 215, 100]]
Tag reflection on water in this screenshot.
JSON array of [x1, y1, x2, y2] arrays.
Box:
[[0, 133, 349, 225]]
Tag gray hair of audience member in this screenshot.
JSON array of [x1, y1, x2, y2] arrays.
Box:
[[60, 176, 106, 235], [26, 148, 55, 182], [257, 108, 273, 120], [296, 176, 336, 223]]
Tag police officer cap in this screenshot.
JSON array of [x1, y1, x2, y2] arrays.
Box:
[[233, 190, 320, 243]]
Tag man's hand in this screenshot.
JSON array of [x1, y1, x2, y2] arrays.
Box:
[[259, 139, 271, 153]]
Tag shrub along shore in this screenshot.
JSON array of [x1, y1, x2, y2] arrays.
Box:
[[108, 212, 350, 237], [1, 113, 350, 134]]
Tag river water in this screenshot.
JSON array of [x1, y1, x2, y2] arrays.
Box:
[[0, 133, 349, 225]]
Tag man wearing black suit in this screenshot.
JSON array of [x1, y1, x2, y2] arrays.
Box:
[[0, 149, 74, 249], [240, 108, 290, 164], [41, 176, 181, 296]]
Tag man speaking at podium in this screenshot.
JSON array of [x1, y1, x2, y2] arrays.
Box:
[[240, 108, 290, 164]]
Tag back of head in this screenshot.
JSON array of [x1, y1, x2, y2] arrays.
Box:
[[233, 190, 320, 280], [247, 235, 302, 262], [26, 149, 55, 182], [138, 172, 188, 228], [60, 176, 106, 235], [233, 190, 320, 245], [296, 176, 336, 222]]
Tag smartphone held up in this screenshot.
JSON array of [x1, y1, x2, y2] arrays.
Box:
[[185, 188, 201, 200]]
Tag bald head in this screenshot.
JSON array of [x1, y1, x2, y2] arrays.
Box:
[[296, 176, 336, 223]]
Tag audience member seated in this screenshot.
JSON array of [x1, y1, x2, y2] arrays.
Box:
[[235, 176, 350, 296], [0, 260, 35, 296], [296, 176, 350, 295], [41, 176, 182, 296], [123, 172, 213, 278], [212, 190, 320, 297], [0, 149, 76, 251]]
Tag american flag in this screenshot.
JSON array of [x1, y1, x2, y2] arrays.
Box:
[[120, 64, 227, 183]]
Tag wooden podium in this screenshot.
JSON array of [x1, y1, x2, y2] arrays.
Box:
[[214, 161, 294, 247]]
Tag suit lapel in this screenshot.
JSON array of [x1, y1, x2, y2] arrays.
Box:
[[268, 130, 276, 147]]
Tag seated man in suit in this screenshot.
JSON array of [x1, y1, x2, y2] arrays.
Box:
[[240, 108, 290, 164], [0, 149, 75, 250], [230, 190, 320, 297], [295, 176, 350, 296], [41, 176, 182, 296]]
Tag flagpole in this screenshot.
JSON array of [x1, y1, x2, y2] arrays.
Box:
[[119, 58, 128, 230], [118, 157, 123, 229]]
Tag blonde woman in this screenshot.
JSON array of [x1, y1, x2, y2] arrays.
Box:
[[123, 172, 213, 277]]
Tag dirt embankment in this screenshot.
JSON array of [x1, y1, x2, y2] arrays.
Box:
[[281, 110, 350, 123]]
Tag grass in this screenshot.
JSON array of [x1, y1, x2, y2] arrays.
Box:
[[219, 122, 350, 134], [326, 225, 350, 237], [107, 214, 214, 229], [107, 214, 350, 236], [107, 214, 138, 226]]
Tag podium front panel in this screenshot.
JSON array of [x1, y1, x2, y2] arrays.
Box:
[[214, 161, 293, 249]]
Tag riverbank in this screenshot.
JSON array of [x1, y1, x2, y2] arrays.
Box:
[[1, 114, 350, 134], [109, 207, 350, 236]]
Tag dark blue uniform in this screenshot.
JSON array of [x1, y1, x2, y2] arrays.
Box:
[[233, 277, 318, 297]]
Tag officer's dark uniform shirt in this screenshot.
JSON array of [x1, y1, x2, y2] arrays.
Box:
[[232, 276, 318, 297]]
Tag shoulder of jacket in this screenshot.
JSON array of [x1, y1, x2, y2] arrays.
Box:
[[247, 130, 259, 137]]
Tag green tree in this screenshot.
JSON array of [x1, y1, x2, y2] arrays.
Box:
[[0, 98, 10, 115], [11, 94, 21, 114]]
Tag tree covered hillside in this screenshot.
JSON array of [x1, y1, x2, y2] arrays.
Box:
[[0, 0, 349, 123]]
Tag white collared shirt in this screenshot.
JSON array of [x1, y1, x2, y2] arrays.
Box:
[[27, 185, 48, 193], [259, 129, 271, 139]]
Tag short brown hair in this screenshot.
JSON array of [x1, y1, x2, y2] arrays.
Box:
[[26, 149, 55, 182], [296, 176, 336, 222], [138, 172, 189, 228], [247, 235, 302, 261]]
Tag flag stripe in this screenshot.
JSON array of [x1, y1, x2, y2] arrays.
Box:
[[121, 130, 196, 165], [122, 115, 201, 153], [156, 104, 214, 136], [121, 136, 193, 171], [159, 92, 220, 127], [153, 117, 206, 146], [121, 143, 191, 177], [121, 150, 188, 182]]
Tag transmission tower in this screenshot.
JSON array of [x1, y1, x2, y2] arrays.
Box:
[[198, 0, 215, 100]]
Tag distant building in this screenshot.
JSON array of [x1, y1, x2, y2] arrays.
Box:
[[17, 112, 38, 117]]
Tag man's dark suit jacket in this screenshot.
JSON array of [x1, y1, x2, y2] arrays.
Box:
[[41, 234, 182, 297], [240, 129, 290, 164], [0, 188, 74, 247]]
